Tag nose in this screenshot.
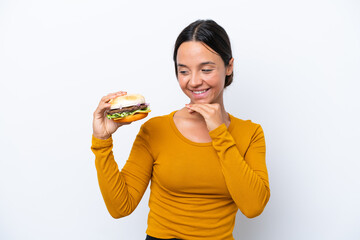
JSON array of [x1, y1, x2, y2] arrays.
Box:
[[188, 72, 203, 87]]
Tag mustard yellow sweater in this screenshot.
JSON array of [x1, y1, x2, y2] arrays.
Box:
[[91, 111, 270, 239]]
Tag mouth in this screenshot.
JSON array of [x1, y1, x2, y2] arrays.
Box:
[[190, 88, 210, 95]]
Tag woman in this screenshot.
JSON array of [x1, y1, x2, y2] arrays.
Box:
[[91, 19, 270, 240]]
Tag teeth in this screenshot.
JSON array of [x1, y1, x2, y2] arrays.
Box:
[[193, 89, 207, 94]]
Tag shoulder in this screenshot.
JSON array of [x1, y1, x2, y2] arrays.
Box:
[[229, 114, 262, 129], [229, 114, 264, 136], [140, 111, 173, 133], [136, 112, 174, 150], [228, 114, 266, 148]]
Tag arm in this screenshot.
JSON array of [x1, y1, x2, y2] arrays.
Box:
[[209, 123, 270, 218], [91, 125, 153, 218], [91, 91, 153, 218]]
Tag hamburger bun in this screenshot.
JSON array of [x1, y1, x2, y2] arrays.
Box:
[[109, 94, 145, 109]]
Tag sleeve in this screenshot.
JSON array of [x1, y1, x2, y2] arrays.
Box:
[[209, 123, 270, 218], [90, 125, 154, 218]]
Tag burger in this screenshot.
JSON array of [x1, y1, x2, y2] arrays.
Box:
[[106, 94, 151, 123]]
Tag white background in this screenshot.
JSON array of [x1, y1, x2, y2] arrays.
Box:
[[1, 0, 359, 239]]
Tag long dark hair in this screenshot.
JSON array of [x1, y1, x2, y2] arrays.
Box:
[[173, 19, 233, 88]]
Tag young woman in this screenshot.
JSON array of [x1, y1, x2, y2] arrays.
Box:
[[91, 19, 270, 240]]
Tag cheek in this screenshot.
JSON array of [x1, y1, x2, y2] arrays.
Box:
[[204, 72, 224, 85], [202, 73, 216, 81], [177, 76, 188, 89]]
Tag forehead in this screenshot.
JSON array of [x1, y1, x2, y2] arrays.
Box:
[[177, 41, 221, 64]]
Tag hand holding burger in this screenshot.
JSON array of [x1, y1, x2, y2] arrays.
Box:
[[92, 91, 150, 140]]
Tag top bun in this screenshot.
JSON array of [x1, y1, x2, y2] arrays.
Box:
[[109, 94, 146, 109]]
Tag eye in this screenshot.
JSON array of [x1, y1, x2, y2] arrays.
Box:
[[178, 69, 189, 75], [202, 69, 213, 73]]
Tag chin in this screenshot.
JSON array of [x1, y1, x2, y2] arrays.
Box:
[[188, 91, 223, 105], [190, 99, 211, 104]]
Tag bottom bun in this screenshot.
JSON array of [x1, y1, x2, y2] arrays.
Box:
[[112, 113, 149, 123]]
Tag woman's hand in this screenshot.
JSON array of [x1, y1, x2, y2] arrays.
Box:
[[93, 91, 131, 140], [185, 103, 229, 132]]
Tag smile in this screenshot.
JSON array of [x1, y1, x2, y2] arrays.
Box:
[[191, 89, 209, 94]]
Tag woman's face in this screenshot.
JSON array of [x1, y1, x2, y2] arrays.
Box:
[[176, 41, 233, 105]]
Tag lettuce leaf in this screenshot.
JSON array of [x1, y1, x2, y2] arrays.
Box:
[[106, 106, 150, 119]]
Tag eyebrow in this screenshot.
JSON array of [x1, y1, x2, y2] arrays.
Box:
[[177, 61, 216, 67]]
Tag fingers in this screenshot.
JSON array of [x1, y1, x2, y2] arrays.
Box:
[[101, 91, 127, 104], [94, 91, 127, 117], [185, 103, 220, 118], [116, 121, 132, 127], [185, 103, 223, 131]]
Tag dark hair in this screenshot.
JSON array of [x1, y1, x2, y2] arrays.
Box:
[[173, 19, 233, 88]]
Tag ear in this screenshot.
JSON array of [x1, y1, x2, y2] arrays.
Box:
[[226, 58, 234, 76]]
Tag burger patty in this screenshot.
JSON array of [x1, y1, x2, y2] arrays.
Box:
[[107, 104, 147, 115]]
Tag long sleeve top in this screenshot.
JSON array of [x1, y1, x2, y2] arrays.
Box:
[[91, 111, 270, 240]]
